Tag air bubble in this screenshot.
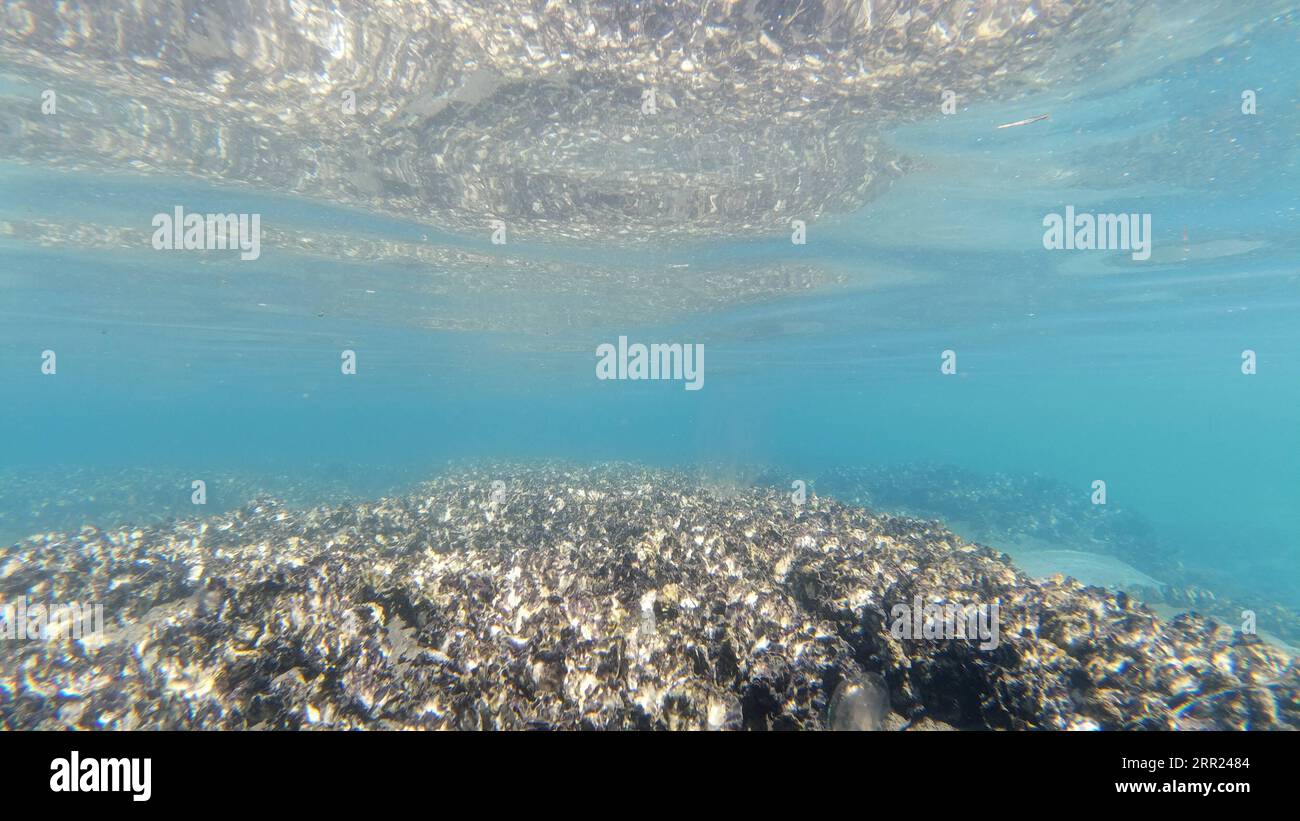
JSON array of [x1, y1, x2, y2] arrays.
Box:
[[829, 673, 889, 731]]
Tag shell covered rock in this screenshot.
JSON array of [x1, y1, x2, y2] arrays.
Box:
[[1, 465, 1295, 730]]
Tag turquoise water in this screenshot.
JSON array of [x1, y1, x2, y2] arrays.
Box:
[[1, 4, 1298, 621]]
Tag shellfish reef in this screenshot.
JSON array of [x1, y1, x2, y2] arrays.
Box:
[[1, 464, 1294, 730]]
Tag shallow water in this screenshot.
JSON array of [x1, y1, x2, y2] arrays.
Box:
[[1, 2, 1298, 722]]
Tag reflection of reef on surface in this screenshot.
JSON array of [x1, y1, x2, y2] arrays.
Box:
[[0, 216, 843, 332], [2, 464, 1294, 730], [2, 1, 1145, 245]]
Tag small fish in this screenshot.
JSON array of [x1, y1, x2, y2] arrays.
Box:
[[996, 113, 1050, 129]]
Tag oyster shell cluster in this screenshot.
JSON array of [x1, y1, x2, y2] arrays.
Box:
[[0, 463, 421, 545], [816, 463, 1300, 649], [2, 464, 1294, 730]]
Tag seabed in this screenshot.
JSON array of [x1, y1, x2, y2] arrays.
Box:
[[2, 464, 1294, 731]]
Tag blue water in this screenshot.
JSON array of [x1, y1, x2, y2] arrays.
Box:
[[1, 5, 1298, 623]]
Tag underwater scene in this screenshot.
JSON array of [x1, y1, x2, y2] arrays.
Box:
[[1, 1, 1298, 732]]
